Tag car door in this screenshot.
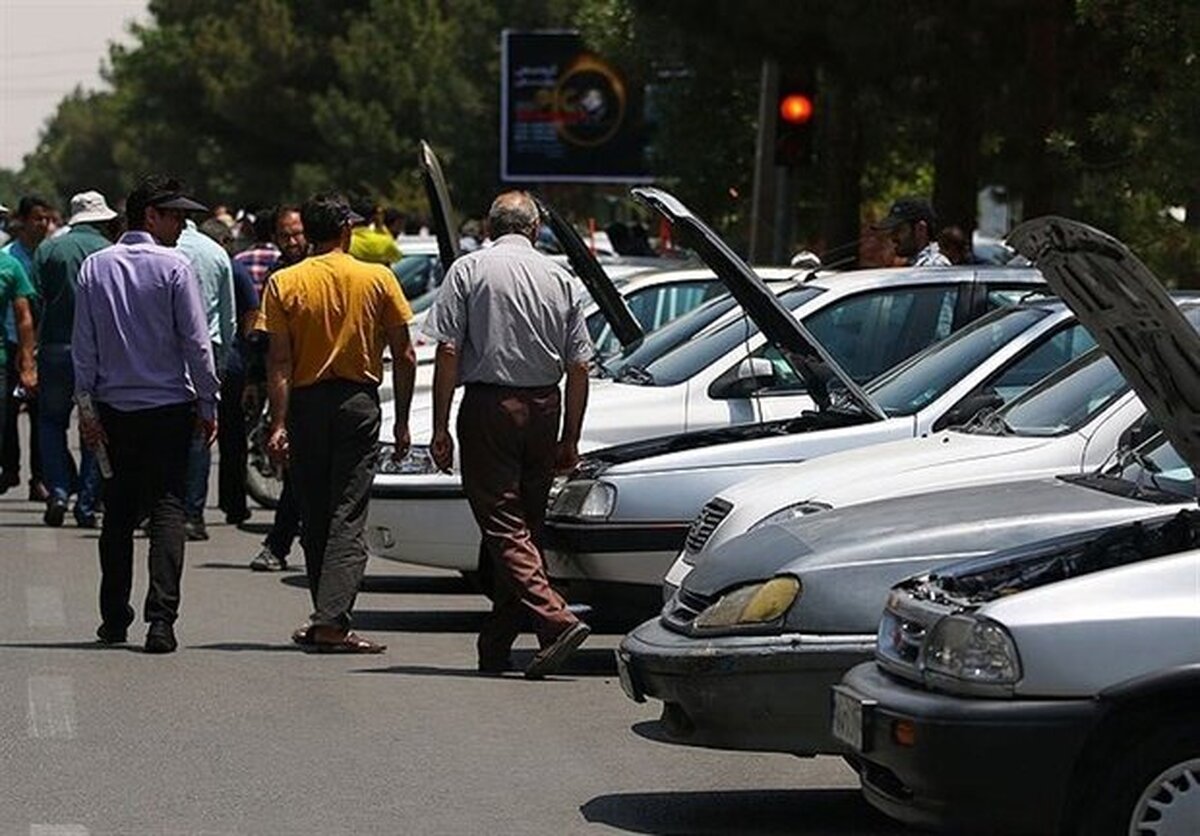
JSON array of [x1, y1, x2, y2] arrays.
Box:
[[751, 283, 962, 421]]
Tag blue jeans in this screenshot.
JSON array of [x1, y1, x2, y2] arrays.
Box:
[[38, 344, 100, 515], [185, 434, 210, 522]]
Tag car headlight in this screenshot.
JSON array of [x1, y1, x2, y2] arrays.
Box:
[[549, 479, 617, 519], [749, 501, 832, 532], [376, 444, 438, 475], [692, 576, 801, 631], [922, 614, 1021, 695]]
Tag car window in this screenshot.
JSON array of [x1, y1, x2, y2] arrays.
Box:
[[992, 350, 1128, 437], [613, 285, 824, 385], [793, 285, 960, 385], [392, 253, 443, 300], [1110, 435, 1195, 499], [865, 306, 1051, 417], [984, 323, 1096, 402], [590, 279, 724, 356]]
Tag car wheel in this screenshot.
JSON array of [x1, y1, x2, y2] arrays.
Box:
[[1080, 721, 1200, 836]]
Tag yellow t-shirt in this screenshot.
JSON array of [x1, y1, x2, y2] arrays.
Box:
[[262, 251, 412, 388], [349, 225, 402, 265]]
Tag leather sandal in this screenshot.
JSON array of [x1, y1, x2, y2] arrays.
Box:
[[305, 631, 386, 654]]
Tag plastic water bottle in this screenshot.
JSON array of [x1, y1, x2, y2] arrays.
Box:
[[73, 392, 113, 479]]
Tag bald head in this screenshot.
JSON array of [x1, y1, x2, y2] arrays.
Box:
[[488, 191, 539, 240]]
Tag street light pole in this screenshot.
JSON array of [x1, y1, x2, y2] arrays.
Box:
[[749, 58, 779, 265]]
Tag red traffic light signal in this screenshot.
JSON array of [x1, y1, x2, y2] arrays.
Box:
[[779, 93, 814, 125]]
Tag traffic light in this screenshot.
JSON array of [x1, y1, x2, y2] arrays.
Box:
[[775, 75, 815, 168]]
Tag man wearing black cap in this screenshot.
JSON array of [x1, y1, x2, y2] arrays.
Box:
[[73, 175, 221, 654], [874, 197, 951, 267]]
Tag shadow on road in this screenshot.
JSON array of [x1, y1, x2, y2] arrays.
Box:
[[355, 647, 617, 679], [351, 609, 487, 633], [237, 522, 273, 536], [279, 574, 472, 595], [0, 641, 140, 653], [580, 788, 908, 835], [193, 642, 304, 653]]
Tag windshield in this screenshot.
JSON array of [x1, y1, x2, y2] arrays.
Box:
[[605, 285, 823, 384], [1106, 435, 1196, 501], [865, 307, 1052, 417], [988, 350, 1127, 436]]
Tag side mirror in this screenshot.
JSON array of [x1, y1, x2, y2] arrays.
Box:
[[790, 250, 822, 270], [932, 391, 1005, 432], [708, 357, 778, 400]]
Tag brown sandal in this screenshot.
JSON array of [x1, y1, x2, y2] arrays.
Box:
[[306, 631, 386, 654]]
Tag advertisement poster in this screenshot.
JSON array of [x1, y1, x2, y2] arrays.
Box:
[[501, 30, 651, 182]]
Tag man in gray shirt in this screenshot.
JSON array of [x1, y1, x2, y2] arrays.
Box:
[[425, 191, 592, 679]]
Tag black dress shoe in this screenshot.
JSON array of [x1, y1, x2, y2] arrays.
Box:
[[525, 621, 591, 680], [144, 621, 177, 654], [43, 498, 67, 527], [96, 623, 128, 645]]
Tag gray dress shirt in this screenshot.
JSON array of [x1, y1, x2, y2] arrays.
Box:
[[423, 234, 594, 386]]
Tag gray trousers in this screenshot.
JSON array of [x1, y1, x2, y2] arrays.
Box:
[[287, 380, 380, 628]]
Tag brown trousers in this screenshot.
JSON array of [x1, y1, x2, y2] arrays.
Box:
[[458, 383, 576, 661]]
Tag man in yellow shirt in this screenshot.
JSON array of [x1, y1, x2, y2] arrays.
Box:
[[262, 194, 416, 653], [348, 201, 402, 265]]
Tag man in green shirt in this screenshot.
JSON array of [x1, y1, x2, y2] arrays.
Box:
[[0, 248, 38, 472], [32, 190, 118, 527]]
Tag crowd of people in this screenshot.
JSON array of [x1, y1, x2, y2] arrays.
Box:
[[0, 178, 597, 678]]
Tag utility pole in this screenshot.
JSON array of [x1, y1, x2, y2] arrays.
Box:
[[748, 58, 780, 265]]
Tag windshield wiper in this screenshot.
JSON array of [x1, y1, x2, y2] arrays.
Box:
[[616, 364, 655, 385]]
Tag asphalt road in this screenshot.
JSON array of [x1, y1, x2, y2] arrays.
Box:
[[0, 479, 916, 835]]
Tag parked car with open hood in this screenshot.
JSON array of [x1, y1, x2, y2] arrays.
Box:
[[366, 186, 1044, 576], [615, 216, 1199, 764], [543, 189, 1089, 610]]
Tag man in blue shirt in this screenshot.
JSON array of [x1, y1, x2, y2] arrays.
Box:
[[32, 190, 118, 528], [74, 175, 219, 653]]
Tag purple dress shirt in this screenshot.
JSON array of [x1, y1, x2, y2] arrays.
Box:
[[72, 230, 220, 420]]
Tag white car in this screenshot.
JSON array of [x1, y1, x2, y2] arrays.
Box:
[[367, 239, 1043, 578], [544, 297, 1098, 602]]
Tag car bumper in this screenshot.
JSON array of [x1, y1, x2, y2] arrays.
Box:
[[543, 519, 688, 587], [616, 618, 874, 756], [837, 663, 1100, 834], [365, 481, 478, 572]]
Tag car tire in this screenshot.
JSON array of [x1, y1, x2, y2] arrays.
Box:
[[1077, 718, 1200, 836]]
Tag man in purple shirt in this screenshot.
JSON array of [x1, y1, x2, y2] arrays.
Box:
[[73, 175, 220, 654]]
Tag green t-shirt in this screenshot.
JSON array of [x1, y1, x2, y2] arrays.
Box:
[[0, 250, 36, 366]]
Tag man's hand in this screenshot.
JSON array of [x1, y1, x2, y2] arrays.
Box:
[[79, 412, 107, 451], [196, 416, 218, 448], [555, 438, 580, 475], [431, 428, 454, 473], [266, 424, 289, 466], [18, 364, 36, 395], [392, 422, 411, 461]]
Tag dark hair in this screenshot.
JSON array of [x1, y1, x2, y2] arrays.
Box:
[[383, 207, 404, 228], [16, 195, 52, 218], [487, 192, 538, 238], [301, 193, 352, 244], [252, 209, 276, 243], [199, 218, 232, 248], [126, 175, 185, 230]]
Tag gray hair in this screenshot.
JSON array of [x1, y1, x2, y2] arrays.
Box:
[[488, 191, 538, 238]]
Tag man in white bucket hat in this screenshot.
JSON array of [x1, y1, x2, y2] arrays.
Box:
[[31, 190, 120, 529]]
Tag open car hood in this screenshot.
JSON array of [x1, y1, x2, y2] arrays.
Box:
[[631, 187, 885, 421], [418, 140, 461, 269], [1009, 217, 1200, 478], [533, 196, 644, 350]]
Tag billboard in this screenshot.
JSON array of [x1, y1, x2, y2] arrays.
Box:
[[500, 30, 651, 183]]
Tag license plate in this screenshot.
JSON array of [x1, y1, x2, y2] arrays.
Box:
[[831, 685, 874, 753], [615, 650, 645, 703]]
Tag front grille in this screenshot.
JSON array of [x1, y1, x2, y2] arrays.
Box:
[[684, 498, 733, 554], [662, 586, 714, 630]]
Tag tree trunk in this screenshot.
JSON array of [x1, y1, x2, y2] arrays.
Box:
[[821, 69, 862, 269]]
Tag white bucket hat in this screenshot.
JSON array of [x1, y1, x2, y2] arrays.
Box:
[[68, 190, 118, 225]]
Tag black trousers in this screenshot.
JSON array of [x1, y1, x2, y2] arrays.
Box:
[[287, 381, 380, 628], [97, 401, 193, 628], [3, 344, 40, 485], [217, 368, 248, 520], [264, 470, 302, 559]]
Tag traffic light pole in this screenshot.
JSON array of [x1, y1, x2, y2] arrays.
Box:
[[749, 58, 779, 265]]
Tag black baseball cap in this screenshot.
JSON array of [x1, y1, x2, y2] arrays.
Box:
[[873, 197, 936, 231]]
